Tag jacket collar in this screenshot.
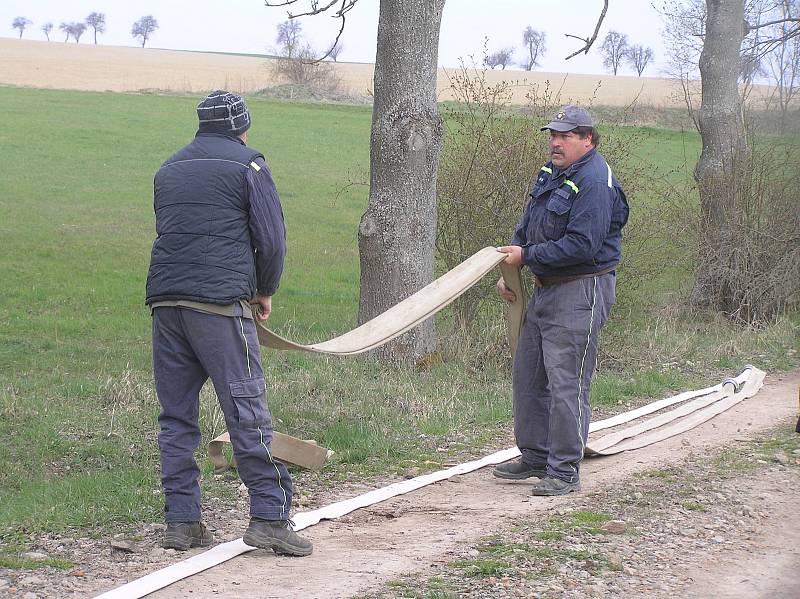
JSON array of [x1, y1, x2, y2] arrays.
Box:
[[195, 132, 246, 146], [549, 148, 596, 179]]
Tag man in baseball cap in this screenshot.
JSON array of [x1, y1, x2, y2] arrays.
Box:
[[493, 105, 629, 497]]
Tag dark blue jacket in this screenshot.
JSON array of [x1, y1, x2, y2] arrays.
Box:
[[511, 148, 629, 277], [146, 133, 286, 305]]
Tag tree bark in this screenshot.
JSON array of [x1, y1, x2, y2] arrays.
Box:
[[693, 0, 750, 306], [358, 0, 446, 361]]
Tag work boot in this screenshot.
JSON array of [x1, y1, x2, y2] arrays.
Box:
[[531, 476, 581, 496], [243, 518, 313, 557], [163, 521, 214, 551], [493, 458, 547, 480]]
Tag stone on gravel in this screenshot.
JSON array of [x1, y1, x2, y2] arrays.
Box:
[[110, 540, 136, 553], [404, 467, 420, 479], [607, 552, 623, 569], [23, 592, 38, 599], [0, 579, 9, 590], [601, 520, 627, 534], [773, 452, 789, 465]]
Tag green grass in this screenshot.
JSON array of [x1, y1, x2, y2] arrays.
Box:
[[0, 87, 369, 544], [0, 555, 74, 571], [0, 86, 797, 562], [545, 510, 612, 535], [590, 368, 689, 408]]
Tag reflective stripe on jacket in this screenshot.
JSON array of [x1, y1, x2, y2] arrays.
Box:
[[511, 148, 629, 277]]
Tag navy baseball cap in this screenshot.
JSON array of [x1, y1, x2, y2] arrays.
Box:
[[540, 105, 594, 132]]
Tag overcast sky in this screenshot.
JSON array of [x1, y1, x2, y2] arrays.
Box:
[[2, 0, 668, 77]]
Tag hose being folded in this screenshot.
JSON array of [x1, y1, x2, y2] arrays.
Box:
[[257, 246, 526, 355]]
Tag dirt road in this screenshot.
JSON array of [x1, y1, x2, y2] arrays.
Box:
[[145, 371, 800, 598], [4, 370, 797, 599]]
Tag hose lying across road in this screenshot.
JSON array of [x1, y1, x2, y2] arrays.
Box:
[[93, 247, 766, 599]]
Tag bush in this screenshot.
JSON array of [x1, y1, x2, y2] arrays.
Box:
[[436, 65, 553, 328], [267, 43, 342, 97], [694, 140, 800, 323]]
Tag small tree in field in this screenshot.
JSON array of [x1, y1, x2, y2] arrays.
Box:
[[68, 22, 87, 44], [276, 19, 302, 58], [131, 15, 159, 48], [86, 12, 106, 45], [600, 30, 628, 75], [59, 22, 70, 42], [521, 27, 546, 70], [12, 17, 32, 39], [484, 47, 514, 69], [329, 40, 344, 61], [41, 22, 53, 41], [626, 44, 654, 76]]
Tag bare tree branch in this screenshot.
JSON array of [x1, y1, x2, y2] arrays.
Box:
[[316, 6, 347, 62], [747, 16, 800, 30], [564, 0, 609, 59], [266, 0, 356, 63], [265, 0, 358, 19]]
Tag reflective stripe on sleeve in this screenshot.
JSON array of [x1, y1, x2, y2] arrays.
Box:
[[250, 161, 261, 171], [564, 179, 579, 194]]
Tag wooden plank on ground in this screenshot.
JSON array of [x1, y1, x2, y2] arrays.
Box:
[[208, 431, 331, 472]]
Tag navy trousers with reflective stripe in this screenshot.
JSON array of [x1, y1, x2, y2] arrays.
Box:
[[152, 305, 293, 522], [512, 273, 615, 482]]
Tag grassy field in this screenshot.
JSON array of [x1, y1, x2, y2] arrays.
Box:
[[0, 87, 796, 555]]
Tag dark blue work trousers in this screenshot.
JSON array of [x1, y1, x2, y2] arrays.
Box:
[[152, 305, 293, 522], [512, 273, 615, 482]]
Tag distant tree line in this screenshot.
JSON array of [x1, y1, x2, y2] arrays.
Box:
[[599, 30, 655, 76], [10, 13, 160, 48], [484, 26, 548, 71], [481, 25, 655, 76]]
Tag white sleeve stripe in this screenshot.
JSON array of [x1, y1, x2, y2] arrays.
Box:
[[607, 164, 613, 188]]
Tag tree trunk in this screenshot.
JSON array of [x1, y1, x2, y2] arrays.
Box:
[[357, 0, 446, 361], [693, 0, 750, 306]]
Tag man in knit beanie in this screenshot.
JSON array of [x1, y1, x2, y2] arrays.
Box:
[[146, 90, 312, 556]]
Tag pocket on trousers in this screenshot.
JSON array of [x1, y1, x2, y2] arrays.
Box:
[[229, 377, 270, 428]]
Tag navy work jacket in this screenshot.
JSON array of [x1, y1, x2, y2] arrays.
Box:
[[511, 148, 629, 278], [146, 133, 286, 305]]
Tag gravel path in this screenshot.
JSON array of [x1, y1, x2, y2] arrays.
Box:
[[1, 370, 797, 599]]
